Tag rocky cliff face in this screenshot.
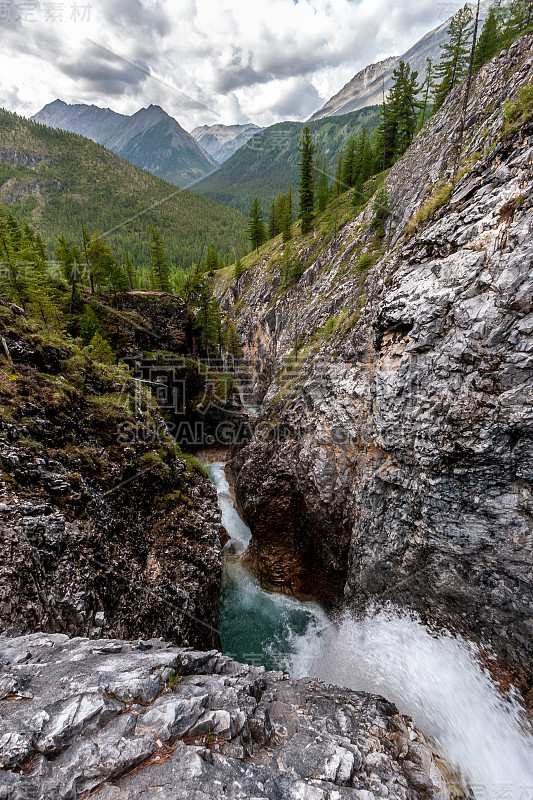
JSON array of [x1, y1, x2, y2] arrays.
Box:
[[0, 632, 452, 799], [0, 296, 223, 649], [219, 36, 533, 678]]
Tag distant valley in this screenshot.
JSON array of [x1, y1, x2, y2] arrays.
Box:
[[194, 106, 380, 215]]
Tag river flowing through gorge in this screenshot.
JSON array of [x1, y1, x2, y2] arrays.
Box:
[[205, 459, 533, 800]]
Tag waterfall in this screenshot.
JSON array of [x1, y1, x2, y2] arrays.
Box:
[[206, 461, 251, 554], [289, 607, 533, 800], [207, 460, 533, 800]]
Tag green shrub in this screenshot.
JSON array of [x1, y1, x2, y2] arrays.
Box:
[[87, 332, 115, 364], [318, 315, 337, 339], [181, 452, 208, 478], [406, 182, 453, 234], [357, 252, 376, 272], [503, 85, 533, 137], [370, 185, 391, 233]]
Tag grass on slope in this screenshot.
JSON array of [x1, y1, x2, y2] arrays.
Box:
[[0, 109, 248, 274], [194, 106, 380, 215]]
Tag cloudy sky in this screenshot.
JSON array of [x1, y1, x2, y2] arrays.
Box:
[[0, 0, 464, 130]]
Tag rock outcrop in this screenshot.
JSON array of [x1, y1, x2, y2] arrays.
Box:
[[0, 300, 223, 648], [0, 633, 451, 800], [220, 36, 533, 678]]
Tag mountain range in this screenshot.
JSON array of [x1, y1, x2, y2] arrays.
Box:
[[31, 100, 218, 187], [0, 107, 248, 273], [27, 2, 493, 199], [191, 123, 263, 163]]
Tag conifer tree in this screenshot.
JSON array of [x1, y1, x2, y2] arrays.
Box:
[[282, 243, 292, 288], [56, 235, 82, 311], [388, 61, 421, 158], [80, 306, 100, 344], [12, 220, 59, 323], [351, 130, 365, 187], [474, 7, 501, 70], [360, 136, 375, 182], [205, 245, 219, 273], [223, 319, 242, 361], [418, 58, 434, 127], [86, 234, 115, 292], [25, 259, 59, 325], [334, 150, 344, 197], [291, 255, 304, 284], [107, 260, 129, 298], [149, 225, 171, 292], [194, 281, 221, 354], [248, 199, 266, 252], [433, 5, 474, 111], [341, 139, 356, 188], [123, 253, 137, 291], [316, 154, 330, 212], [5, 213, 22, 251], [501, 0, 533, 38], [373, 62, 420, 168], [88, 331, 115, 364], [268, 202, 278, 238], [282, 188, 293, 243], [34, 233, 47, 263], [370, 185, 391, 236], [82, 226, 94, 294], [234, 258, 245, 280], [0, 213, 24, 305], [353, 171, 365, 208], [298, 127, 315, 235]]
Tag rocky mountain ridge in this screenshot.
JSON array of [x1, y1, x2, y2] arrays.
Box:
[[218, 35, 533, 680], [309, 0, 493, 120], [191, 123, 262, 163], [30, 101, 217, 187]]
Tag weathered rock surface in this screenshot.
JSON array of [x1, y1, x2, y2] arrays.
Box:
[[0, 633, 451, 800], [98, 292, 195, 359], [220, 37, 533, 677]]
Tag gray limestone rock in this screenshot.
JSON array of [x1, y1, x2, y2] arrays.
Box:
[[0, 634, 450, 800]]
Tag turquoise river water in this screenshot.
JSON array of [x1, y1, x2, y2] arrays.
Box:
[[205, 460, 533, 800]]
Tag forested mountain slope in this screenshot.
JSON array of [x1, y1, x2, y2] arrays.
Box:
[[0, 109, 247, 272], [31, 100, 218, 187], [194, 107, 380, 215]]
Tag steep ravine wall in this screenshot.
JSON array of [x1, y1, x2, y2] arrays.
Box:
[[0, 295, 224, 649], [219, 36, 533, 677]]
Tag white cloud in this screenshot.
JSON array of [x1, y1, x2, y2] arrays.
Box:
[[0, 0, 451, 129]]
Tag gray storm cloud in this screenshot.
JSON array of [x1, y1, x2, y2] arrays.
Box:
[[0, 0, 459, 127]]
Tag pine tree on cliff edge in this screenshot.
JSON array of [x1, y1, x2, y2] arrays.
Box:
[[298, 126, 315, 235], [248, 198, 266, 252], [149, 225, 171, 293], [433, 4, 474, 111]]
